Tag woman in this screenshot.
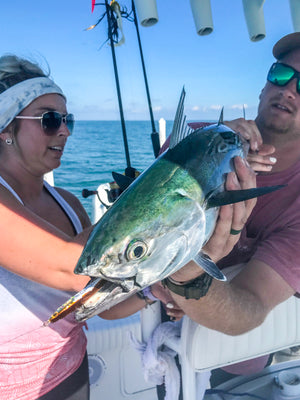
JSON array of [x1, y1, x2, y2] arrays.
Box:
[[0, 54, 173, 400], [0, 54, 259, 399]]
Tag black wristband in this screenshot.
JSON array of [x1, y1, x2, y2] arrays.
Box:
[[162, 273, 213, 300]]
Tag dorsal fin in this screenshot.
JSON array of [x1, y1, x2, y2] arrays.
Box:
[[169, 87, 192, 149], [217, 107, 224, 125], [112, 171, 134, 191]]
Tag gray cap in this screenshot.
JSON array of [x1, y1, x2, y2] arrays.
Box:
[[273, 32, 300, 60]]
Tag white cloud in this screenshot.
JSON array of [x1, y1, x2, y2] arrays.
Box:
[[189, 105, 222, 113], [209, 105, 222, 111], [230, 104, 249, 110]]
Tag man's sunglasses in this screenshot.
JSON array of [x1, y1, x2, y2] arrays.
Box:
[[267, 62, 300, 94], [15, 111, 75, 135]]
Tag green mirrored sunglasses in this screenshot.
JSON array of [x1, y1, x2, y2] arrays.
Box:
[[267, 62, 300, 94]]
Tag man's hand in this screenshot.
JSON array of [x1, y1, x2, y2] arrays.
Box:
[[169, 155, 257, 284], [225, 118, 276, 172], [203, 156, 256, 262], [247, 144, 277, 173]]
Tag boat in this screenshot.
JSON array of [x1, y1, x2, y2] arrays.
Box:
[[203, 359, 300, 400], [84, 232, 300, 400], [51, 1, 300, 398]]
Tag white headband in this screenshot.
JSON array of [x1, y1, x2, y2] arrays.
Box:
[[0, 77, 65, 132]]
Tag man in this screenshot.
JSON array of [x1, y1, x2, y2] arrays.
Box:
[[156, 32, 300, 383]]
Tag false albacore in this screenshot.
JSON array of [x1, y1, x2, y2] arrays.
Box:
[[46, 88, 284, 324]]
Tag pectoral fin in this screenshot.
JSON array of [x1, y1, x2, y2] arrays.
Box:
[[206, 185, 285, 209], [193, 252, 226, 281]]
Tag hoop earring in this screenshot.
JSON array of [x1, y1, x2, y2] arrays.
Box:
[[5, 138, 13, 145]]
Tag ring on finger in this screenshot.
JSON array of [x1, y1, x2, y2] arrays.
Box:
[[230, 228, 243, 235]]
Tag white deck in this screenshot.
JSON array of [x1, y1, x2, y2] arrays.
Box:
[[87, 313, 157, 399]]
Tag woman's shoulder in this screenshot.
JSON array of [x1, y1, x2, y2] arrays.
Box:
[[54, 186, 78, 204], [54, 187, 91, 229]]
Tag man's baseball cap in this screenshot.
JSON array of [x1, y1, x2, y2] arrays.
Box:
[[273, 32, 300, 60]]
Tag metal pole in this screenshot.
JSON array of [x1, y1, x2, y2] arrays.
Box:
[[131, 0, 160, 158], [105, 0, 136, 177]]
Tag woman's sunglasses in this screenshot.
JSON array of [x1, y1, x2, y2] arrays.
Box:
[[15, 111, 75, 136], [267, 62, 300, 94]]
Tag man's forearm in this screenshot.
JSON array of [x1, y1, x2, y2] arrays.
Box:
[[170, 279, 268, 336]]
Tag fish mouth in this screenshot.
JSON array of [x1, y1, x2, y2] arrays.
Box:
[[75, 280, 138, 322], [46, 277, 138, 324], [75, 256, 105, 276]]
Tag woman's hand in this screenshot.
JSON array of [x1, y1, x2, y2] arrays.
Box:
[[151, 282, 185, 321], [225, 118, 276, 172]]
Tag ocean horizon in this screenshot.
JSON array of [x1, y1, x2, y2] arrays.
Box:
[[54, 120, 175, 219]]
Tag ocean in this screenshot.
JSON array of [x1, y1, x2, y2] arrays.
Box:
[[54, 120, 173, 219]]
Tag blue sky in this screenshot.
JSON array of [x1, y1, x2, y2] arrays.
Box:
[[0, 0, 296, 121]]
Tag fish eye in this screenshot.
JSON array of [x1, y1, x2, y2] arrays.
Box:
[[217, 143, 228, 152], [126, 240, 148, 261]]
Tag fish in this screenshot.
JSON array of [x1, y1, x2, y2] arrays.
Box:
[[47, 88, 284, 324]]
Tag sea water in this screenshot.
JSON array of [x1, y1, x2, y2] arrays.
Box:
[[54, 120, 173, 219]]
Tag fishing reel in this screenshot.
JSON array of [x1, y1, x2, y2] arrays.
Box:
[[82, 166, 140, 210]]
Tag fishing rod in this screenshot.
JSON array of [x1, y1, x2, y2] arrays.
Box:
[[131, 0, 160, 158], [83, 0, 159, 204], [90, 1, 160, 164], [105, 0, 136, 178]]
